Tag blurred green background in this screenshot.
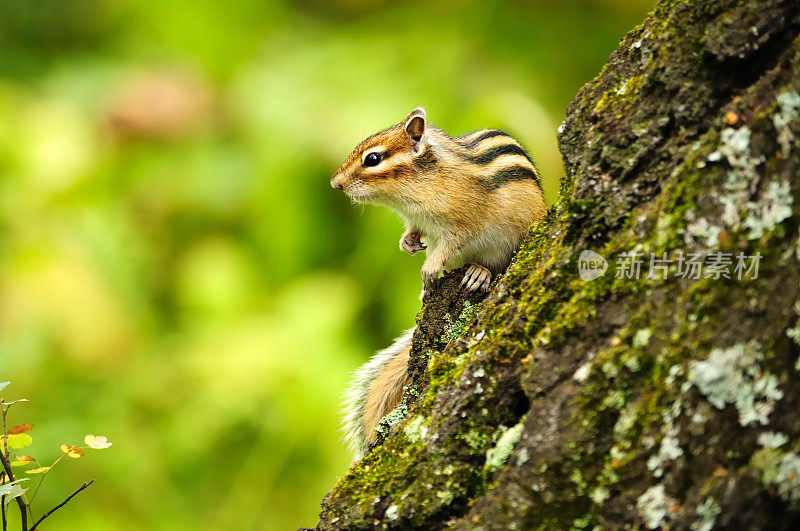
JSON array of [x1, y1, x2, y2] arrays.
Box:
[[0, 0, 653, 528]]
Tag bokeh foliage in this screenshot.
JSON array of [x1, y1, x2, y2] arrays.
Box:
[[0, 0, 652, 528]]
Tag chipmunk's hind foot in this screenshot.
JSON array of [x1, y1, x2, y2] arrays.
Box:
[[461, 264, 492, 292]]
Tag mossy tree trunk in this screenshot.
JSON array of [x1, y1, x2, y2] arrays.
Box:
[[316, 0, 800, 528]]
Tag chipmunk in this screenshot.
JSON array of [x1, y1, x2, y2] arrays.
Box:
[[332, 107, 546, 459]]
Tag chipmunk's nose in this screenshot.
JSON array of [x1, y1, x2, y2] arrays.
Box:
[[331, 173, 345, 190]]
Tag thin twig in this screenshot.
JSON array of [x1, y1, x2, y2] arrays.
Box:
[[1, 400, 7, 461], [26, 456, 61, 507], [29, 480, 93, 531], [0, 452, 26, 531], [1, 400, 10, 531]]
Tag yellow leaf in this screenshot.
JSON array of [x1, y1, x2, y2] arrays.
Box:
[[84, 434, 112, 449], [7, 424, 33, 435], [10, 455, 35, 467], [60, 445, 84, 458], [25, 467, 51, 474], [6, 434, 33, 449]]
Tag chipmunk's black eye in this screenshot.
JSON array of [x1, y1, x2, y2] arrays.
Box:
[[364, 152, 382, 167]]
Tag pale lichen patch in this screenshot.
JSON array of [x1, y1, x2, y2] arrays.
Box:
[[647, 423, 683, 478], [685, 341, 783, 426], [757, 431, 788, 449], [403, 414, 428, 443], [573, 362, 592, 383], [692, 497, 720, 531], [637, 485, 677, 529], [742, 180, 793, 240], [705, 125, 793, 240], [753, 448, 800, 509], [683, 214, 722, 248], [590, 486, 610, 505], [772, 91, 800, 156], [633, 328, 652, 348], [708, 127, 762, 182], [785, 302, 800, 355], [613, 402, 638, 437], [380, 397, 410, 432], [484, 422, 524, 473], [515, 447, 529, 466]]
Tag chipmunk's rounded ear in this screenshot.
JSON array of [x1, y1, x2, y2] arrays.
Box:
[[404, 107, 426, 152]]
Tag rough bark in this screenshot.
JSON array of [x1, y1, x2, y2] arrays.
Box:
[[316, 0, 800, 528]]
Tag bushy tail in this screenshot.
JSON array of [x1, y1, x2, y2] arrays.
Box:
[[340, 328, 415, 460]]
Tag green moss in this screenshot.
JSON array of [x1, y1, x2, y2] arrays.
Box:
[[318, 2, 800, 527], [422, 349, 464, 407], [592, 74, 647, 116], [332, 434, 419, 510], [461, 428, 490, 451], [442, 301, 478, 342]]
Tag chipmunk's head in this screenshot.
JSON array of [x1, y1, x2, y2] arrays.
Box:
[[331, 107, 438, 204]]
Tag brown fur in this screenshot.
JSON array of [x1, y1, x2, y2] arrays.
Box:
[[330, 112, 546, 277], [362, 345, 412, 446], [336, 108, 547, 459]]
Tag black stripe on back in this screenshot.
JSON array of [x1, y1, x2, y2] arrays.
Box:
[[480, 164, 541, 191], [457, 129, 509, 149], [463, 143, 535, 166]]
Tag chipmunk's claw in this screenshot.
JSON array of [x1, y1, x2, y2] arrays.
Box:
[[461, 264, 492, 292], [400, 231, 426, 255]]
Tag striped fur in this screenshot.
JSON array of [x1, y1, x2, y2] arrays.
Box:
[[332, 108, 546, 460], [331, 109, 546, 277]]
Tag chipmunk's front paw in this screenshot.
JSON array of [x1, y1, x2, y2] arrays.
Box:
[[461, 264, 492, 292], [421, 266, 439, 288], [400, 231, 426, 255], [420, 265, 440, 302]]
